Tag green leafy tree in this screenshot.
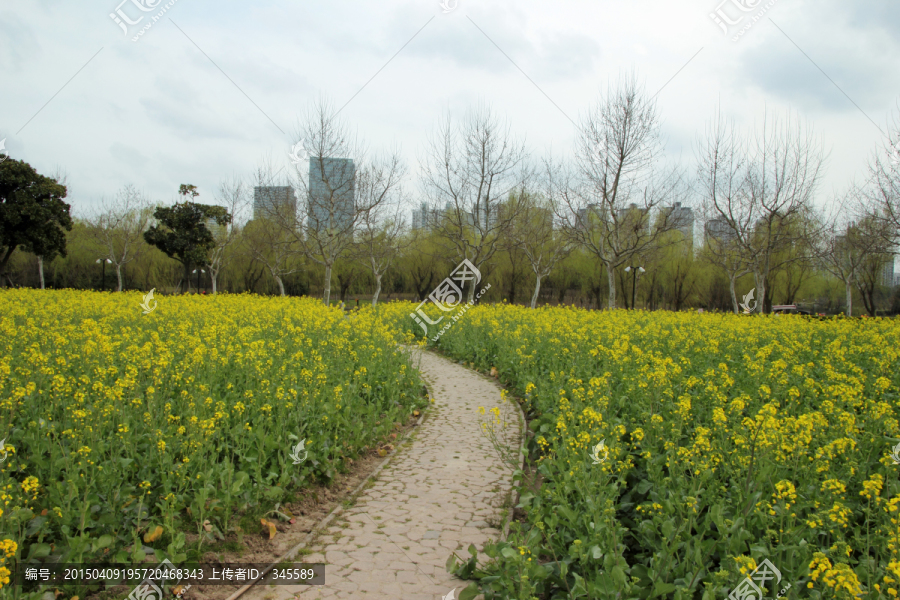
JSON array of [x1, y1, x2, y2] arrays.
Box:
[[0, 159, 72, 287], [143, 185, 231, 293], [405, 229, 446, 302]]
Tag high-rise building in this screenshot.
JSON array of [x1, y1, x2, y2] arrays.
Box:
[[466, 204, 499, 231], [880, 259, 896, 287], [412, 202, 437, 230], [412, 203, 427, 230], [413, 202, 456, 231], [616, 203, 650, 235], [308, 157, 356, 232], [660, 202, 694, 243], [705, 218, 738, 243], [205, 216, 226, 239], [576, 203, 608, 230], [253, 186, 297, 221]]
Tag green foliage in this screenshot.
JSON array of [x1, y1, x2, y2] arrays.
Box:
[[0, 158, 72, 286], [143, 186, 231, 291]]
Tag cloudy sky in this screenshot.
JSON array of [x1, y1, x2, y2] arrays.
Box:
[[2, 0, 899, 222]]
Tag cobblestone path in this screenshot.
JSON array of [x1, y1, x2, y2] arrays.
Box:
[[244, 347, 521, 600]]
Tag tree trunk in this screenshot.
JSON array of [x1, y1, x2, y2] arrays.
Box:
[[617, 269, 630, 309], [243, 264, 265, 293], [0, 246, 15, 288], [372, 273, 382, 306], [323, 264, 333, 306], [530, 274, 541, 309], [339, 276, 353, 303], [855, 276, 877, 316], [211, 270, 219, 294], [414, 272, 434, 302], [38, 256, 45, 289], [845, 279, 853, 317], [507, 273, 517, 305], [755, 270, 768, 315], [116, 264, 123, 292], [729, 274, 739, 314], [606, 263, 617, 309], [275, 275, 285, 297], [183, 263, 192, 294]]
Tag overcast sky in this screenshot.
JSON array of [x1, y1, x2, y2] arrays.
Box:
[[2, 0, 900, 223]]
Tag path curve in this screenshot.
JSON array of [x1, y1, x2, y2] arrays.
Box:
[[244, 348, 522, 600]]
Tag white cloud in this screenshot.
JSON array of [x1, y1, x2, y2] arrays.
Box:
[[0, 0, 898, 219]]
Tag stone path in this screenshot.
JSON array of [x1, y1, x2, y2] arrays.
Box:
[[244, 348, 521, 600]]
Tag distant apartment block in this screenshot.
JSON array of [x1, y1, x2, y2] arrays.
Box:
[[616, 203, 650, 235], [205, 216, 226, 238], [411, 203, 428, 230], [880, 259, 896, 287], [308, 158, 356, 232], [466, 204, 499, 231], [660, 202, 694, 243], [412, 201, 502, 232], [412, 202, 452, 231], [705, 218, 738, 243], [253, 186, 297, 221], [576, 203, 607, 230]]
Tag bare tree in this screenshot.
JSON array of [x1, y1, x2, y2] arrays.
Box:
[[420, 104, 532, 302], [557, 73, 689, 308], [209, 173, 250, 294], [814, 202, 867, 317], [695, 115, 762, 313], [356, 174, 406, 306], [696, 110, 824, 313], [699, 218, 752, 313], [283, 99, 404, 305], [818, 188, 897, 316], [89, 185, 152, 291], [513, 173, 574, 308], [243, 164, 302, 296], [866, 103, 900, 235]]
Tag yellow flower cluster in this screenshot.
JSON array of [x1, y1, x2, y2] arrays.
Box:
[[808, 552, 862, 596], [0, 539, 15, 589]]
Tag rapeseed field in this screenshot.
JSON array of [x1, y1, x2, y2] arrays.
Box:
[[394, 302, 900, 599], [0, 290, 424, 594]]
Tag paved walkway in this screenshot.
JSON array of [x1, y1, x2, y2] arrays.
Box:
[[244, 348, 521, 600]]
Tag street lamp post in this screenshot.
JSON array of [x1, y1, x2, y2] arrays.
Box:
[[192, 269, 206, 294], [624, 266, 645, 310], [96, 258, 112, 291]]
